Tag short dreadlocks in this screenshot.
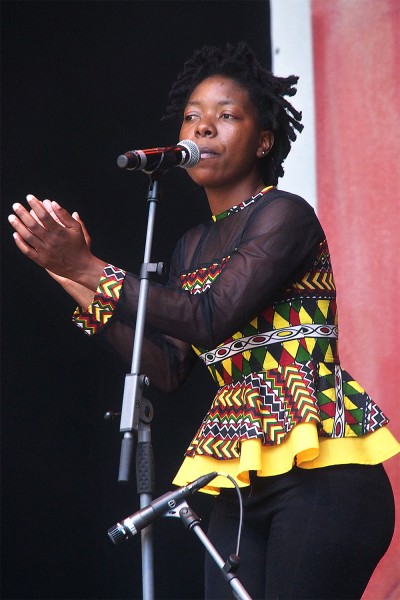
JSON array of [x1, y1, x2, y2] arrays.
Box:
[[165, 42, 303, 186]]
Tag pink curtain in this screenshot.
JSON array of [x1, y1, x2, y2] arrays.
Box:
[[312, 0, 400, 597]]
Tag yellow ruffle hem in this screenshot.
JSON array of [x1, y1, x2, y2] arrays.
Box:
[[172, 424, 400, 494]]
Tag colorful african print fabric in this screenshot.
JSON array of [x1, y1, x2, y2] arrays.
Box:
[[180, 235, 388, 461], [74, 265, 126, 334], [212, 185, 274, 222]]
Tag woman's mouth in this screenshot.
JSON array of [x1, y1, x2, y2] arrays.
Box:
[[199, 147, 219, 159]]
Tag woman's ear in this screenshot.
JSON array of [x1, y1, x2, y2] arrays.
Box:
[[256, 131, 274, 157]]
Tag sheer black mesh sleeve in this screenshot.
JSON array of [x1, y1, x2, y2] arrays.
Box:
[[98, 190, 324, 391], [97, 235, 198, 393]]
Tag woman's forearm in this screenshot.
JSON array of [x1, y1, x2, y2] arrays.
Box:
[[47, 270, 96, 309]]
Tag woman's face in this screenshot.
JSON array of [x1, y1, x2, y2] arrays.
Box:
[[179, 75, 271, 194]]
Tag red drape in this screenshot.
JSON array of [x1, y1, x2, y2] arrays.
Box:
[[312, 1, 400, 597]]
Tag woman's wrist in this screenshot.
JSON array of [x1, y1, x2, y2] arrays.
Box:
[[55, 276, 95, 309], [74, 255, 108, 292]]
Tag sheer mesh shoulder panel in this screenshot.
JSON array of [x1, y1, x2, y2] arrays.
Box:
[[98, 190, 324, 389]]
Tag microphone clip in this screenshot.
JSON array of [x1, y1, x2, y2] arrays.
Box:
[[223, 554, 241, 575], [140, 261, 165, 279]]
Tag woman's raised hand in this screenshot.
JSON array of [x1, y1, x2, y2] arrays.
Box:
[[8, 194, 106, 291]]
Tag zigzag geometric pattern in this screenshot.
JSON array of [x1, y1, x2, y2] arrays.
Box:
[[195, 296, 339, 387], [186, 359, 389, 460], [74, 264, 126, 335], [186, 362, 321, 459], [189, 239, 339, 386], [180, 256, 231, 294], [212, 185, 274, 222], [181, 237, 390, 461], [316, 364, 389, 436], [200, 323, 338, 367], [284, 239, 335, 298]]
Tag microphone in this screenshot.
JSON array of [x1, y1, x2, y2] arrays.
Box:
[[108, 471, 218, 544], [117, 139, 200, 172]]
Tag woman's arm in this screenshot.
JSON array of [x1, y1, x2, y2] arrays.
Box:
[[8, 195, 197, 392], [112, 195, 325, 349]]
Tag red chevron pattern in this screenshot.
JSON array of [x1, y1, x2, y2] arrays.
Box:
[[282, 239, 335, 298], [180, 256, 231, 294], [186, 363, 321, 459], [317, 364, 389, 437], [74, 264, 126, 335]]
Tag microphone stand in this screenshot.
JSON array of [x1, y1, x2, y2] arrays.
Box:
[[167, 501, 252, 600], [118, 172, 165, 600]]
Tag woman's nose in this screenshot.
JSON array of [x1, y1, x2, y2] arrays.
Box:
[[195, 119, 216, 137]]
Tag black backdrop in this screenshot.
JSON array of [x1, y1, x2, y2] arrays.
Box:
[[1, 2, 271, 598]]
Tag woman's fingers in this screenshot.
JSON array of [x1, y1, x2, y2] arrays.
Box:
[[8, 194, 98, 281], [9, 196, 60, 242], [9, 195, 80, 245], [11, 230, 45, 264], [10, 200, 41, 230], [26, 195, 75, 231], [42, 199, 64, 225], [40, 200, 92, 249], [8, 205, 46, 250], [45, 199, 81, 230], [72, 212, 92, 248], [30, 208, 43, 226]]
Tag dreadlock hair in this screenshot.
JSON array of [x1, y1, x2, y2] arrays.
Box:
[[165, 42, 303, 186]]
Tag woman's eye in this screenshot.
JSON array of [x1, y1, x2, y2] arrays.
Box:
[[221, 113, 236, 120], [184, 114, 197, 122]]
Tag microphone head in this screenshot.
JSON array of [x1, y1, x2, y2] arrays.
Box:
[[178, 140, 200, 168], [116, 154, 129, 169], [107, 523, 129, 545]]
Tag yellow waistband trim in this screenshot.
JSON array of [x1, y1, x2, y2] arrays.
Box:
[[172, 425, 400, 495]]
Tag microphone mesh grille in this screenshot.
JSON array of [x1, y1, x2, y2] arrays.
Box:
[[107, 523, 128, 545], [178, 139, 200, 168]]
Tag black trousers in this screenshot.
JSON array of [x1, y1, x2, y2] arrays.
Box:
[[205, 464, 395, 600]]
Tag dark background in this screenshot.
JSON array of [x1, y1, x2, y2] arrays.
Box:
[[1, 1, 271, 599]]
